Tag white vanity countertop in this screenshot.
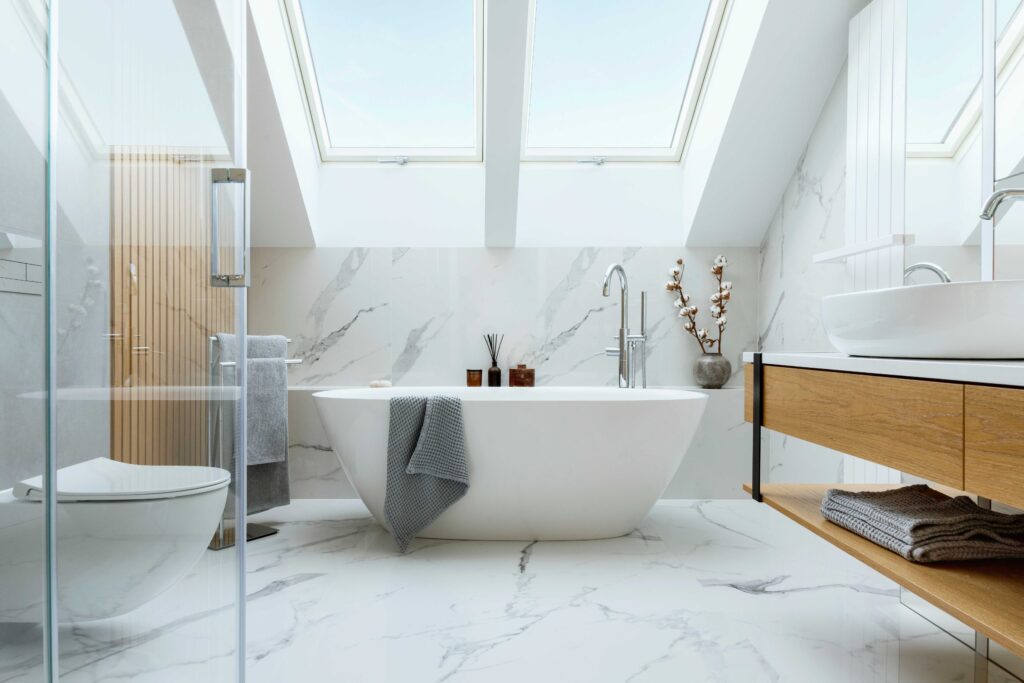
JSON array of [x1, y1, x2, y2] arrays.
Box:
[[741, 351, 1024, 388]]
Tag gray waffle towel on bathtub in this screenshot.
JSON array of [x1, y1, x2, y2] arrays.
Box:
[[821, 485, 1024, 563], [384, 395, 469, 552]]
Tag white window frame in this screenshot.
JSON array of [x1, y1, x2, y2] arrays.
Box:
[[520, 0, 727, 163], [283, 0, 485, 163]]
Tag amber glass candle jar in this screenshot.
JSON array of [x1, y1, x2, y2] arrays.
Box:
[[466, 369, 483, 387]]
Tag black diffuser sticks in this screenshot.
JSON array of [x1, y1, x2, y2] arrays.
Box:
[[484, 333, 504, 387]]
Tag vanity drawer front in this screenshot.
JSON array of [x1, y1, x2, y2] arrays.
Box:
[[745, 365, 964, 488], [966, 385, 1024, 509]]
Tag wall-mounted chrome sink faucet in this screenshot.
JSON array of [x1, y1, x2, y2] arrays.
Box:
[[601, 263, 646, 388], [979, 188, 1024, 220]]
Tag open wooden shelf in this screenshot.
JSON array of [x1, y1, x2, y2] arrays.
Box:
[[744, 482, 1024, 658]]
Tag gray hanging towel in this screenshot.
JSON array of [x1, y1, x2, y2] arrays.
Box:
[[246, 358, 288, 466], [215, 333, 291, 514], [384, 396, 469, 552]]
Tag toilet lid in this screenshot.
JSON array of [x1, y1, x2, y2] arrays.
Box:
[[14, 458, 232, 502]]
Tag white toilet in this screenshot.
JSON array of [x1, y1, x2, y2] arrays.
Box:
[[0, 457, 230, 623]]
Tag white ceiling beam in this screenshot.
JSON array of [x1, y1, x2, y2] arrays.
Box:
[[483, 0, 530, 247]]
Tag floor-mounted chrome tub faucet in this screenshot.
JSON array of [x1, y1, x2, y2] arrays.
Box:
[[602, 263, 646, 388]]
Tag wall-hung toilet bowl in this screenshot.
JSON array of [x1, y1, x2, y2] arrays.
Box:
[[0, 458, 230, 623]]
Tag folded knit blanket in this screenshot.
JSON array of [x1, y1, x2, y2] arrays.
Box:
[[821, 485, 1024, 563]]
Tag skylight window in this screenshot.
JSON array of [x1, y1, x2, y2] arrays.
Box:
[[288, 0, 482, 161], [522, 0, 725, 161]]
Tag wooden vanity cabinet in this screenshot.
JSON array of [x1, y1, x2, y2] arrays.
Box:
[[744, 365, 965, 488], [965, 385, 1024, 509], [744, 360, 1024, 660]]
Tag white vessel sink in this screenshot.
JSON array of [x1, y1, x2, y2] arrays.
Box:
[[822, 280, 1024, 359]]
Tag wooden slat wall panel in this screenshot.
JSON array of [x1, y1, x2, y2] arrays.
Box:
[[109, 148, 235, 467]]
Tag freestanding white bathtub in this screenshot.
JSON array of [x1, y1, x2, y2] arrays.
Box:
[[314, 387, 707, 541]]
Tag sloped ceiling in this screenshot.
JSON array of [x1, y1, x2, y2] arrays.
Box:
[[247, 7, 316, 248], [684, 0, 870, 246]]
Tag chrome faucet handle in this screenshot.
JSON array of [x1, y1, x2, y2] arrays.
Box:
[[640, 291, 647, 337], [625, 336, 647, 388]]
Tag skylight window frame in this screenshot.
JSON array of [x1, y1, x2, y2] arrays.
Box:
[[519, 0, 727, 163], [284, 0, 485, 163]]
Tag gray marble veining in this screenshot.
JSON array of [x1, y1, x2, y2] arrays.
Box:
[[250, 246, 761, 499], [4, 499, 1013, 682], [756, 66, 849, 485], [251, 246, 760, 390]]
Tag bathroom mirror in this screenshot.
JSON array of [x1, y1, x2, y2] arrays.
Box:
[[901, 0, 1024, 283], [995, 0, 1024, 278], [902, 0, 987, 283]]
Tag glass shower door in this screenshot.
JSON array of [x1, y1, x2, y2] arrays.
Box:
[[49, 0, 249, 680], [0, 0, 50, 678]]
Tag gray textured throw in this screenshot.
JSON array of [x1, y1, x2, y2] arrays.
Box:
[[384, 396, 469, 552], [821, 485, 1024, 563]]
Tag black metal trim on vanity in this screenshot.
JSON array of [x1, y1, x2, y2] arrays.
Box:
[[752, 352, 763, 503]]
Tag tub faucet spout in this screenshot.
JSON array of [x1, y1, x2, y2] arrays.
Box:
[[601, 264, 646, 388]]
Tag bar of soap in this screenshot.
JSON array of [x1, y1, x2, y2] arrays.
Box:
[[369, 380, 392, 388]]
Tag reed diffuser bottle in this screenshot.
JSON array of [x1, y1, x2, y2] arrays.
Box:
[[484, 333, 504, 387]]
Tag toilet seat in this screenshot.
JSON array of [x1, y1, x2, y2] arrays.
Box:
[[14, 457, 231, 502]]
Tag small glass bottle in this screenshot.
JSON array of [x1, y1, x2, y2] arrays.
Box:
[[488, 362, 501, 387]]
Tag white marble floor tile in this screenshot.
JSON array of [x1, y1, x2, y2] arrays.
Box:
[[3, 500, 1016, 683], [241, 500, 1013, 683]]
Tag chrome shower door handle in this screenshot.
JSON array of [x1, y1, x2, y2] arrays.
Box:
[[210, 168, 250, 288]]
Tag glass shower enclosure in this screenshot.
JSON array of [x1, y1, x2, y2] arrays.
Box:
[[1, 0, 250, 680]]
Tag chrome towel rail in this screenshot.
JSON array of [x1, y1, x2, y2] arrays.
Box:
[[206, 335, 301, 549]]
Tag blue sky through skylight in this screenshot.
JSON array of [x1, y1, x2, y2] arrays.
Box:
[[526, 0, 711, 150], [299, 0, 477, 150]]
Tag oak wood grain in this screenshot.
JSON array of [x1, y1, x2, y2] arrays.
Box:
[[743, 483, 1024, 659], [110, 149, 234, 467], [743, 364, 964, 488], [966, 385, 1024, 509]]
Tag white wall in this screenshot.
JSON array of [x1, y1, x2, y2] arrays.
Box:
[[757, 66, 849, 484], [516, 165, 687, 246], [315, 166, 485, 247]]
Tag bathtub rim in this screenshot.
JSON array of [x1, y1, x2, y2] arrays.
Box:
[[313, 386, 709, 403]]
